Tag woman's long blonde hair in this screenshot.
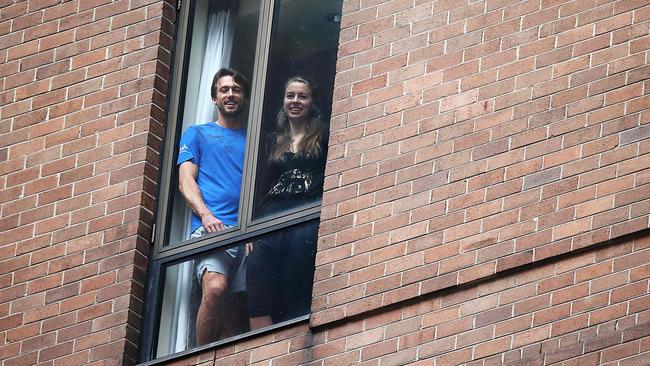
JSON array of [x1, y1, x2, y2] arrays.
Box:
[[270, 77, 324, 161]]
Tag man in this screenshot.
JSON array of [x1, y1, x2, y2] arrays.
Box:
[[177, 68, 248, 345]]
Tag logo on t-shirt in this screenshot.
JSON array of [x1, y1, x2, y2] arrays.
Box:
[[180, 144, 189, 153]]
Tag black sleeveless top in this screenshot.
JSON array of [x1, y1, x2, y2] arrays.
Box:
[[260, 133, 328, 215]]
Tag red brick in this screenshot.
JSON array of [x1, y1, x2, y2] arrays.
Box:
[[601, 341, 640, 363], [3, 1, 650, 364]]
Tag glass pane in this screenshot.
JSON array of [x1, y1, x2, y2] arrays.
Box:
[[155, 220, 319, 356], [167, 0, 261, 246], [251, 0, 341, 221], [156, 243, 249, 356], [246, 220, 319, 324]]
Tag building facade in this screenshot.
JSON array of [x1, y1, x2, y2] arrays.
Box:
[[1, 0, 650, 365]]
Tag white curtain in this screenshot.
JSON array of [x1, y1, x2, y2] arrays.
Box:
[[195, 11, 234, 125], [157, 4, 235, 358]]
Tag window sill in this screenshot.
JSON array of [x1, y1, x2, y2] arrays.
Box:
[[140, 314, 311, 365]]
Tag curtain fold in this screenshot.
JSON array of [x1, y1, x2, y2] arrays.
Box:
[[196, 10, 234, 125]]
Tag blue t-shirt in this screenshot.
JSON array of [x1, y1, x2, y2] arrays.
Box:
[[177, 122, 246, 231]]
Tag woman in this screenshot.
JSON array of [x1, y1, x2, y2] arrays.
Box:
[[246, 77, 328, 330]]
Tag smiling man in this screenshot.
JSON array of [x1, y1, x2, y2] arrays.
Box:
[[177, 68, 249, 345]]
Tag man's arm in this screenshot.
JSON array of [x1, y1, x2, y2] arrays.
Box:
[[178, 161, 226, 233]]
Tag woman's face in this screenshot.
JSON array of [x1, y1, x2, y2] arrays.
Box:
[[283, 81, 312, 122]]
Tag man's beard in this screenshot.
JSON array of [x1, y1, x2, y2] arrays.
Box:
[[217, 101, 243, 116]]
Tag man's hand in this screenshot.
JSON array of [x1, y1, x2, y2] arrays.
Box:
[[179, 161, 226, 233], [245, 242, 253, 255], [201, 212, 226, 233]]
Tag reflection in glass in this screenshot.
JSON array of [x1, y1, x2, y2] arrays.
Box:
[[252, 0, 341, 220]]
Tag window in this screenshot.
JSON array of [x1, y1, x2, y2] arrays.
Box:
[[140, 0, 342, 361]]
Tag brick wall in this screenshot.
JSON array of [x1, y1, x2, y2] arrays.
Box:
[[314, 0, 650, 325], [1, 0, 649, 365], [0, 0, 173, 364], [183, 232, 650, 366]]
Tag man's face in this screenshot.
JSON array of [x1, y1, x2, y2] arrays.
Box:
[[213, 75, 245, 117]]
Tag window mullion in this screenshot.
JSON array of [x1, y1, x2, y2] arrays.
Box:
[[239, 0, 277, 234]]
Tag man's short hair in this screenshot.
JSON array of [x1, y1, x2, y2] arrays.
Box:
[[211, 68, 249, 99]]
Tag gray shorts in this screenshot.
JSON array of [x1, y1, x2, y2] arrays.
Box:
[[192, 226, 246, 292]]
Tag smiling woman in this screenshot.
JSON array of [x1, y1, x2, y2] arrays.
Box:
[[247, 77, 327, 329], [284, 80, 313, 120], [254, 77, 327, 220]]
